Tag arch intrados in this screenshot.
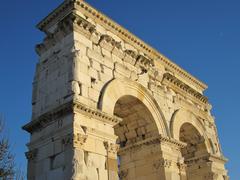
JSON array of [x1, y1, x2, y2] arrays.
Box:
[[99, 78, 170, 137], [170, 109, 212, 153]]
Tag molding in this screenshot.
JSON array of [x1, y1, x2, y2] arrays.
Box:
[[118, 135, 187, 154], [184, 154, 228, 165], [73, 100, 122, 126], [22, 101, 73, 133], [162, 72, 208, 104], [23, 100, 122, 134], [36, 0, 207, 92]]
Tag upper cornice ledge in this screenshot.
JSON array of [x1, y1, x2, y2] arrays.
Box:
[[37, 0, 208, 92]]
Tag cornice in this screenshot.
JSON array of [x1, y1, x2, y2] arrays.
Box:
[[73, 100, 122, 126], [118, 135, 187, 154], [22, 101, 73, 134], [162, 73, 208, 105], [23, 100, 122, 133], [36, 0, 207, 92], [185, 154, 228, 165]]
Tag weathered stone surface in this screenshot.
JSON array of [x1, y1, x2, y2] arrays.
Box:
[[24, 1, 228, 180]]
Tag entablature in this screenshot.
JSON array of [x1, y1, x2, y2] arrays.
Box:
[[36, 0, 207, 93], [23, 100, 122, 134], [162, 73, 208, 105]]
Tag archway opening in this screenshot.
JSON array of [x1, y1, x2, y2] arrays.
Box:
[[179, 123, 208, 179], [113, 95, 159, 179]]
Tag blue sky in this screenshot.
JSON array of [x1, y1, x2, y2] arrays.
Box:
[[0, 0, 239, 179]]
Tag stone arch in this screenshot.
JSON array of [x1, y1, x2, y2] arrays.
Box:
[[170, 109, 213, 154], [99, 78, 170, 137]]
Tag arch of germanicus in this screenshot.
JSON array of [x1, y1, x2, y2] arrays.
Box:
[[23, 0, 228, 179]]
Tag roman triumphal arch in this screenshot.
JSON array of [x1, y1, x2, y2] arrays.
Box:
[[23, 0, 228, 179]]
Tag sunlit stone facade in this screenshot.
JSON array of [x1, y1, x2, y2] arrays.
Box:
[[23, 0, 228, 179]]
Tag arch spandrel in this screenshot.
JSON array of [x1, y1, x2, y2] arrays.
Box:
[[170, 109, 213, 153], [99, 78, 170, 137]]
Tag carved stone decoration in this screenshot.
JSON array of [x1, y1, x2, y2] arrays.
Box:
[[136, 54, 154, 70], [153, 158, 172, 169], [72, 13, 96, 38], [62, 133, 87, 148], [72, 158, 80, 179], [104, 141, 120, 157], [99, 35, 115, 51], [177, 162, 187, 172], [74, 134, 88, 148], [25, 149, 38, 161], [162, 72, 208, 105], [23, 0, 228, 179], [36, 12, 97, 56], [124, 50, 138, 65]]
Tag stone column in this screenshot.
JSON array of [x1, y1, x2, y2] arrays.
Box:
[[104, 142, 120, 180], [156, 136, 187, 180]]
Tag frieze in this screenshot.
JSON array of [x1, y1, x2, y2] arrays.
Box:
[[118, 135, 187, 154], [162, 73, 208, 105], [22, 101, 73, 133], [36, 12, 96, 55], [23, 100, 122, 133], [73, 100, 122, 126], [136, 54, 154, 70], [37, 0, 208, 92]]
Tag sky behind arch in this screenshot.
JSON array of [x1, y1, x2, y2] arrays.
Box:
[[0, 0, 239, 179]]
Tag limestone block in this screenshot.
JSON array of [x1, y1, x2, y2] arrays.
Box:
[[88, 87, 100, 102], [90, 31, 101, 44], [74, 32, 93, 49], [51, 152, 64, 169], [138, 73, 149, 88], [112, 47, 125, 59], [75, 71, 91, 86], [93, 44, 102, 54], [88, 49, 104, 66], [106, 31, 122, 42], [101, 65, 113, 76], [124, 43, 138, 52], [99, 72, 113, 82], [74, 41, 87, 55], [96, 24, 107, 35], [54, 140, 63, 155], [88, 67, 99, 80], [112, 54, 123, 64], [80, 84, 89, 97], [102, 48, 112, 58], [103, 56, 114, 69], [91, 80, 105, 91], [125, 130, 137, 140], [91, 59, 102, 71], [98, 169, 108, 180], [78, 55, 91, 66], [114, 62, 131, 78]]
